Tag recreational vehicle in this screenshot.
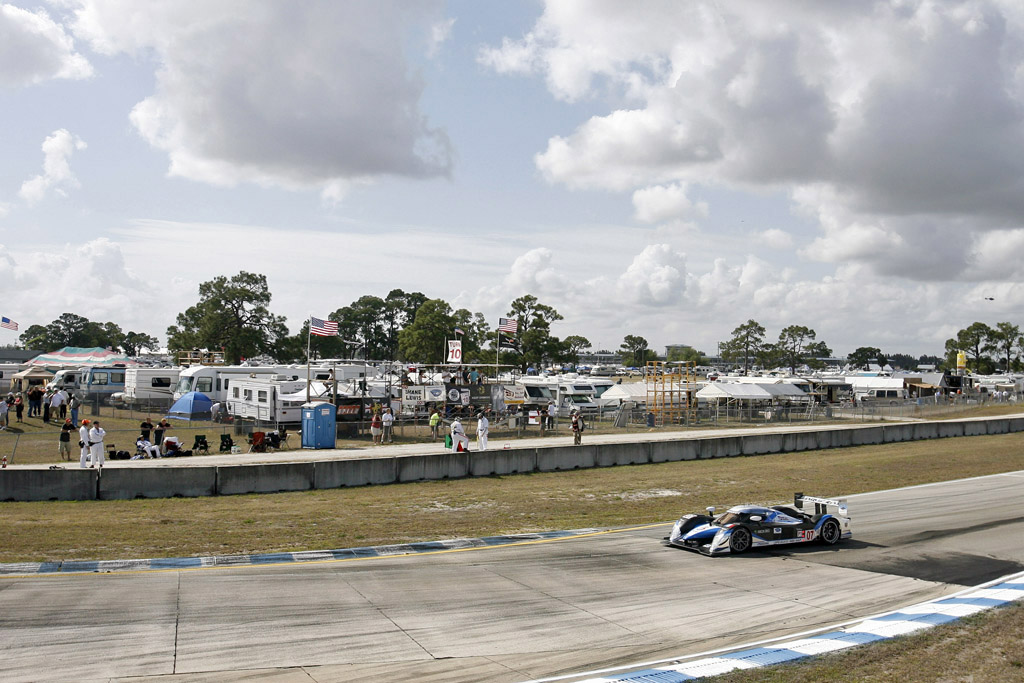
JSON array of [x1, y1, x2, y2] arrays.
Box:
[[519, 376, 599, 416], [123, 367, 181, 406], [175, 363, 368, 403], [0, 363, 20, 393]]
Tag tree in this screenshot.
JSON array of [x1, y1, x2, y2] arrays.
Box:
[[18, 324, 48, 349], [776, 325, 831, 373], [121, 331, 159, 356], [453, 308, 490, 362], [398, 299, 455, 363], [989, 322, 1021, 372], [667, 345, 707, 365], [382, 289, 427, 361], [331, 295, 387, 360], [620, 334, 654, 368], [166, 271, 288, 363], [562, 335, 591, 364], [945, 322, 995, 373], [45, 313, 91, 347], [847, 347, 885, 370], [719, 320, 765, 375], [507, 295, 564, 370]]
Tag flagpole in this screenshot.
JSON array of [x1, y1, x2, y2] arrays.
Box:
[[306, 316, 312, 404]]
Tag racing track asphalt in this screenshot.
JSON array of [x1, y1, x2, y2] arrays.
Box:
[[1, 464, 1022, 682]]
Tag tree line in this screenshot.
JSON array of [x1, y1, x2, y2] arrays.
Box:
[[14, 273, 1019, 374]]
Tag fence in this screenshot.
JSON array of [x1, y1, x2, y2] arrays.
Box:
[[0, 395, 1014, 465]]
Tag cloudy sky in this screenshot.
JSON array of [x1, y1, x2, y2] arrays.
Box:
[[2, 0, 1022, 358]]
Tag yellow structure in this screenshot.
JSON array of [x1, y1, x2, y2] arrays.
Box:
[[645, 360, 697, 426]]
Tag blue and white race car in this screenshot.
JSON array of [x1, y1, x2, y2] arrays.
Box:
[[665, 493, 852, 555]]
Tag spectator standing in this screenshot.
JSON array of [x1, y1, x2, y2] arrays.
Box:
[[79, 419, 92, 468], [429, 408, 441, 441], [59, 419, 74, 460], [68, 393, 80, 426], [381, 407, 394, 444], [50, 390, 65, 421], [0, 396, 8, 430], [370, 411, 383, 444], [88, 420, 106, 468], [15, 393, 24, 423], [572, 410, 584, 445], [42, 391, 51, 423], [476, 411, 489, 451], [469, 368, 479, 384], [546, 401, 557, 431], [140, 417, 154, 442], [154, 419, 170, 447]]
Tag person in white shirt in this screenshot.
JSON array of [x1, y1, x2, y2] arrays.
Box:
[[450, 417, 469, 452], [79, 419, 92, 468], [476, 412, 489, 451], [136, 435, 161, 459], [210, 401, 222, 422], [546, 402, 557, 430], [88, 421, 107, 468], [381, 407, 394, 443]]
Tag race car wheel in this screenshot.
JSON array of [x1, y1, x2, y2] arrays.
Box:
[[729, 527, 752, 554], [820, 519, 842, 545]]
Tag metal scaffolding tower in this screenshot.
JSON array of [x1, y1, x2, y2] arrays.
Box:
[[645, 360, 697, 426]]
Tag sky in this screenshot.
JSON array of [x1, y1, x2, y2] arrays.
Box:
[[1, 0, 1023, 358]]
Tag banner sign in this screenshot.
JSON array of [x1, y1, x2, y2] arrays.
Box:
[[403, 386, 425, 405], [447, 340, 463, 363], [424, 385, 446, 403], [503, 385, 526, 405]]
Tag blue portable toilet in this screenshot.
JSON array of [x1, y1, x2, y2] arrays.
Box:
[[301, 401, 336, 449]]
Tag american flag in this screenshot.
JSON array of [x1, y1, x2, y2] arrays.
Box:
[[0, 316, 17, 331], [310, 316, 339, 337], [498, 317, 518, 334], [453, 327, 465, 336]]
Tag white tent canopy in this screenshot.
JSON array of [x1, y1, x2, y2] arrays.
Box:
[[697, 383, 773, 401]]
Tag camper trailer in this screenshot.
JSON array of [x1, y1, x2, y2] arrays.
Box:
[[519, 376, 599, 416], [175, 363, 369, 403], [227, 375, 314, 425], [78, 366, 127, 402], [0, 363, 20, 393], [123, 367, 181, 406]]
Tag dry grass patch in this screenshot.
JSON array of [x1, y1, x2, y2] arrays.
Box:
[[714, 601, 1024, 682]]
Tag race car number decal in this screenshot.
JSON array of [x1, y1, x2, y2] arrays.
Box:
[[799, 529, 815, 539]]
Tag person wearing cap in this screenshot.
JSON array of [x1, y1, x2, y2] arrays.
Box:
[[79, 419, 92, 468], [59, 419, 74, 460], [88, 420, 107, 468]]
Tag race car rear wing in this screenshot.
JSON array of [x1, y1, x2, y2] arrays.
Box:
[[794, 493, 848, 517]]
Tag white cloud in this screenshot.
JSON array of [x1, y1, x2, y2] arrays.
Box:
[[632, 183, 708, 223], [428, 17, 455, 57], [486, 1, 1024, 282], [67, 0, 452, 193], [0, 3, 93, 87], [0, 238, 158, 333], [754, 228, 794, 249], [19, 129, 87, 205], [613, 244, 686, 304]]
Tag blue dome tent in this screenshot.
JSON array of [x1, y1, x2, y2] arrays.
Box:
[[167, 391, 214, 421]]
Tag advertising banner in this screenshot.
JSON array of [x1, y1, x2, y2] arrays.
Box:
[[447, 340, 463, 363]]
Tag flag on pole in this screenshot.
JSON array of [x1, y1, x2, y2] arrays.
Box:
[[498, 317, 518, 334], [498, 332, 520, 350], [310, 317, 339, 337], [454, 327, 465, 336], [0, 317, 18, 331]]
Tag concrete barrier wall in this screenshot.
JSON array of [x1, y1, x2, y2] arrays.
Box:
[[469, 449, 537, 476], [99, 467, 217, 500], [650, 440, 699, 462], [782, 432, 821, 453], [0, 469, 96, 501], [314, 458, 396, 488], [938, 422, 966, 438], [217, 463, 314, 495], [741, 433, 785, 455], [5, 416, 1024, 501], [398, 453, 469, 482]]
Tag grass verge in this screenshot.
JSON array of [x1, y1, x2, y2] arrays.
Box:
[[714, 601, 1024, 682], [2, 432, 1022, 563]]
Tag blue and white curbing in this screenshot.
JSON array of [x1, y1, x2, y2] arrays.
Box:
[[571, 571, 1024, 682], [0, 528, 602, 575]]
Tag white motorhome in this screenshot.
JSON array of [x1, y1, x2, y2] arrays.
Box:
[[520, 376, 599, 416], [124, 367, 181, 405], [174, 363, 369, 403], [845, 376, 907, 404], [227, 376, 317, 424], [0, 363, 20, 393], [47, 368, 83, 393]]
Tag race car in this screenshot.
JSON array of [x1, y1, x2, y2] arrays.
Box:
[[664, 493, 851, 556]]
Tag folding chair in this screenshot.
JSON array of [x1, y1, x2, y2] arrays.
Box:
[[247, 431, 266, 453], [277, 428, 291, 450], [192, 434, 210, 455], [219, 434, 235, 452], [266, 431, 282, 451]]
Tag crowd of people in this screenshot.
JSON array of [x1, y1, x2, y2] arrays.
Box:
[[2, 385, 81, 431]]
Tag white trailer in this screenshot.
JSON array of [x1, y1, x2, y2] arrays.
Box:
[[124, 367, 181, 405], [173, 365, 344, 403]]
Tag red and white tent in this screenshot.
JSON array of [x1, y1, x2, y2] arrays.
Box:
[[25, 346, 139, 367]]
